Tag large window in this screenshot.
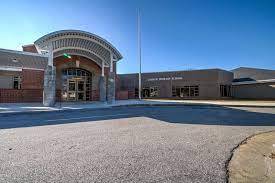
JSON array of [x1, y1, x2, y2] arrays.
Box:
[[150, 86, 159, 97], [142, 86, 159, 98], [61, 68, 92, 101], [134, 88, 139, 98], [13, 76, 21, 89], [172, 85, 199, 97], [220, 85, 231, 97]]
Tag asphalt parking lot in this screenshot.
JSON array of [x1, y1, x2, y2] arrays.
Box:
[[0, 106, 275, 182]]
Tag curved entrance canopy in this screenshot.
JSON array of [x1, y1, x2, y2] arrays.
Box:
[[34, 30, 122, 67]]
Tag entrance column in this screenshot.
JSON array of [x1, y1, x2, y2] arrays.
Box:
[[43, 44, 56, 107], [99, 61, 106, 102], [107, 54, 115, 104]]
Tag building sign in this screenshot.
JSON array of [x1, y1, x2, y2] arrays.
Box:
[[147, 77, 183, 82]]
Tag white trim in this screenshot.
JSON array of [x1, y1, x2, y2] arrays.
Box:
[[102, 61, 105, 76], [22, 67, 45, 71], [53, 46, 108, 65], [54, 52, 102, 68], [34, 44, 43, 54], [41, 35, 113, 56], [0, 48, 48, 58], [233, 79, 275, 85], [34, 30, 122, 60], [110, 53, 113, 72], [0, 66, 44, 72], [0, 66, 22, 71]]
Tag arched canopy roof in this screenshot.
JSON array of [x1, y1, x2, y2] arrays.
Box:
[[34, 30, 122, 67]]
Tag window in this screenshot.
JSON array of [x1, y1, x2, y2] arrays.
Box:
[[13, 76, 21, 89], [172, 85, 199, 97], [135, 88, 139, 98], [176, 87, 181, 97], [190, 86, 199, 97], [172, 86, 177, 97], [182, 86, 190, 97], [142, 86, 159, 98], [220, 85, 231, 97], [150, 86, 159, 97], [142, 87, 150, 98], [62, 68, 92, 101]]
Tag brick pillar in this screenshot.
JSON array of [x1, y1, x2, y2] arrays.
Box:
[[107, 55, 115, 104], [99, 76, 106, 102], [107, 72, 115, 103], [43, 65, 56, 106]]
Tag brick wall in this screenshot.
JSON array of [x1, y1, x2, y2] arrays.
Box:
[[0, 89, 43, 103], [116, 91, 128, 100], [91, 90, 100, 101], [128, 90, 136, 99], [0, 69, 44, 103], [21, 69, 44, 89], [22, 44, 38, 53]]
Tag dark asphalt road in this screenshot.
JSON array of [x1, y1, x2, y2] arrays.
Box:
[[0, 106, 275, 182]]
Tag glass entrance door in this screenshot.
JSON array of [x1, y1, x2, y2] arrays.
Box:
[[62, 68, 92, 102], [67, 79, 86, 101], [68, 79, 77, 101], [77, 80, 85, 101]]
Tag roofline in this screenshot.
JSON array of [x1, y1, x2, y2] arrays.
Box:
[[34, 29, 123, 60], [231, 67, 275, 72], [233, 79, 275, 85], [22, 44, 35, 48], [118, 68, 231, 75], [0, 48, 48, 58]]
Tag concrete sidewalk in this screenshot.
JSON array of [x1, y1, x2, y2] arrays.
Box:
[[0, 100, 154, 114], [0, 99, 274, 114]]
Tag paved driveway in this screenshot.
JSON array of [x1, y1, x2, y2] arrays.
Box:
[[0, 106, 275, 182]]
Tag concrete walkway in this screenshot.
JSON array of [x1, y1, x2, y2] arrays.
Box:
[[0, 99, 274, 114]]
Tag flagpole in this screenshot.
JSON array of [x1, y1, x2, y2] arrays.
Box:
[[138, 9, 142, 100]]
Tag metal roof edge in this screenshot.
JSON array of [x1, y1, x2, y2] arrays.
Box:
[[0, 48, 48, 58], [232, 79, 275, 85]]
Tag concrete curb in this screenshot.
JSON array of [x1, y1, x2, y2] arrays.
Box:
[[112, 103, 275, 108], [226, 130, 275, 183], [0, 103, 274, 117]]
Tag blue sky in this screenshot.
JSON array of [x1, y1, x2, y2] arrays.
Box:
[[0, 0, 275, 73]]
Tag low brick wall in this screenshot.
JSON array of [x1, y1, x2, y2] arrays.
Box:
[[116, 91, 129, 100], [128, 90, 136, 99], [0, 89, 43, 103], [91, 90, 100, 101]]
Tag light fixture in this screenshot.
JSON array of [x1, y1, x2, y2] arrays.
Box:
[[63, 53, 72, 59]]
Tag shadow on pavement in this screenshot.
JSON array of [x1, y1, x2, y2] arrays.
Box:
[[0, 105, 275, 129]]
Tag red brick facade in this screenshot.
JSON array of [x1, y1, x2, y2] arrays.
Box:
[[0, 89, 43, 103], [116, 91, 128, 100], [0, 69, 44, 103], [0, 56, 126, 103], [21, 69, 44, 89], [22, 44, 38, 53]]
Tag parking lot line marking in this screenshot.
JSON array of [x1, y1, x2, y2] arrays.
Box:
[[45, 113, 131, 122]]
